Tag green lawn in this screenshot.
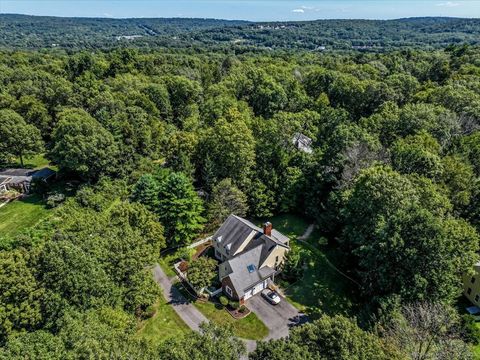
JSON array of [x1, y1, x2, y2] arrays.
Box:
[[194, 300, 268, 340], [253, 213, 309, 240], [174, 283, 268, 340], [137, 295, 190, 343], [284, 238, 357, 315], [159, 255, 178, 278], [3, 153, 55, 170], [0, 195, 51, 237], [474, 324, 480, 360], [255, 214, 357, 316]]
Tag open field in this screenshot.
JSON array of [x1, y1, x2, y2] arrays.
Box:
[[0, 195, 50, 237]]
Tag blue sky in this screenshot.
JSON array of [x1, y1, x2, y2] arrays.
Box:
[[1, 1, 479, 21]]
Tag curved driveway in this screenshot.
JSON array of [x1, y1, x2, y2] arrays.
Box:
[[152, 264, 257, 355], [246, 294, 308, 340]]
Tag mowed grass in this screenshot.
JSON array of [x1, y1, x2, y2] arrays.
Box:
[[253, 213, 309, 240], [0, 195, 50, 237], [194, 300, 268, 340], [474, 330, 480, 360], [137, 295, 190, 343], [254, 213, 357, 316], [174, 283, 268, 340], [3, 153, 55, 170], [284, 239, 357, 315]]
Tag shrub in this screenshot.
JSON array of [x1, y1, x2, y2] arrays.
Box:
[[46, 192, 66, 208], [239, 305, 247, 314], [176, 246, 194, 261], [219, 296, 229, 307], [143, 305, 156, 320], [229, 301, 240, 310], [460, 314, 480, 345]]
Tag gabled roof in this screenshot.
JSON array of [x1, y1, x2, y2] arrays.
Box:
[[216, 214, 290, 298], [293, 132, 313, 154], [213, 214, 289, 254], [219, 245, 276, 298], [212, 215, 259, 256], [0, 167, 56, 185]]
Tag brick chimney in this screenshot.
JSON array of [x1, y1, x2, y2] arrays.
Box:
[[263, 222, 272, 236]]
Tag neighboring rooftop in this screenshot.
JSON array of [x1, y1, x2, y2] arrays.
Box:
[[292, 133, 313, 154]]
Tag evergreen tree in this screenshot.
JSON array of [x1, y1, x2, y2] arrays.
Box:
[[207, 178, 248, 226], [130, 174, 160, 212], [157, 172, 205, 247]]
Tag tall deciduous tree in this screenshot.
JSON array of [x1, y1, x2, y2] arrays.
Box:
[[251, 315, 402, 360], [0, 250, 44, 342], [50, 108, 118, 180], [160, 322, 246, 360], [200, 115, 255, 190], [384, 302, 472, 360], [0, 109, 43, 166], [187, 257, 217, 291], [342, 166, 479, 303]]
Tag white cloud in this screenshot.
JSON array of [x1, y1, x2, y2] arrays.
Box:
[[292, 8, 305, 13], [436, 1, 461, 7]]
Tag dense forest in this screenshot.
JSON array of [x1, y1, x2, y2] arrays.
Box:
[[1, 15, 480, 51], [1, 15, 480, 359]]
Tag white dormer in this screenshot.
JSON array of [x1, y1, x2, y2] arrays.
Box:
[[216, 235, 223, 243]]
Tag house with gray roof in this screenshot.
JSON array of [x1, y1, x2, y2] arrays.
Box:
[[213, 214, 290, 303], [0, 167, 56, 194], [292, 132, 313, 154]]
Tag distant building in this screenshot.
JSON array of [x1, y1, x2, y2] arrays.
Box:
[[464, 262, 480, 307], [0, 168, 56, 194], [292, 132, 313, 154]]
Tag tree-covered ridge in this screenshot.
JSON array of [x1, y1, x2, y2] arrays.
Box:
[[1, 14, 480, 51]]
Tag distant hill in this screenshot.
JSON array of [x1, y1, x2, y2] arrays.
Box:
[[1, 14, 479, 51]]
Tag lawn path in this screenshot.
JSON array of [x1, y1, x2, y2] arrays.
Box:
[[152, 264, 257, 356], [298, 223, 315, 240]]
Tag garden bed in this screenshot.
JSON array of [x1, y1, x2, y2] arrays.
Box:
[[226, 305, 251, 319]]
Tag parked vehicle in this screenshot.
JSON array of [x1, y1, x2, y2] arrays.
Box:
[[261, 289, 281, 305]]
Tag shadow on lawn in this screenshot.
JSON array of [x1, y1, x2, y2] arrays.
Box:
[[284, 245, 359, 317]]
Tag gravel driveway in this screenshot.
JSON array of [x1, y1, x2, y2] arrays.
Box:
[[247, 293, 308, 340]]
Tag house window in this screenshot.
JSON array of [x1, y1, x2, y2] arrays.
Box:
[[225, 285, 233, 297], [468, 288, 472, 295], [472, 277, 476, 284], [475, 294, 480, 302]]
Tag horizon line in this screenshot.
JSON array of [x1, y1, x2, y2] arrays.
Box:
[[1, 13, 478, 22]]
